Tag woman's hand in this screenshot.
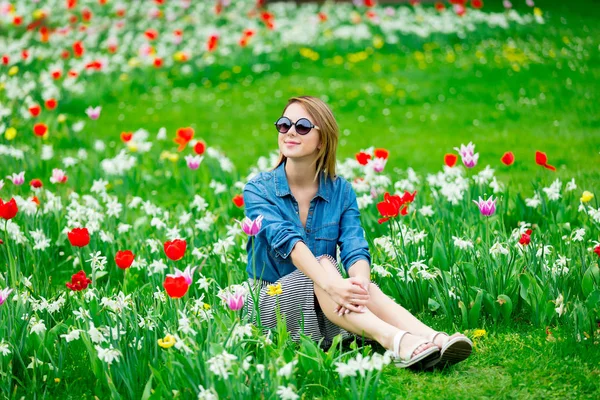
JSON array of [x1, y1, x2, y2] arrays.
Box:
[[334, 276, 370, 316], [325, 276, 369, 315]]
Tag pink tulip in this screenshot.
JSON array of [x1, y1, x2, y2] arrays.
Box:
[[0, 287, 13, 306], [454, 142, 480, 169], [85, 106, 102, 120], [226, 293, 244, 311], [185, 155, 203, 170], [7, 171, 25, 185], [167, 266, 197, 286], [473, 195, 497, 216], [371, 157, 387, 173], [49, 168, 68, 184], [240, 215, 263, 236]]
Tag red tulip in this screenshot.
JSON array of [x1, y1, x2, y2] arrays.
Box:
[[594, 244, 600, 258], [374, 148, 389, 160], [535, 151, 556, 171], [174, 127, 194, 151], [207, 35, 219, 52], [471, 0, 484, 9], [121, 132, 133, 142], [163, 276, 189, 298], [66, 270, 91, 291], [519, 229, 533, 246], [355, 152, 371, 166], [68, 227, 90, 247], [144, 29, 158, 41], [376, 191, 416, 224], [444, 153, 458, 167], [29, 104, 41, 117], [73, 41, 84, 57], [33, 123, 48, 137], [194, 140, 206, 155], [232, 194, 244, 208], [501, 151, 514, 166], [30, 179, 43, 188], [45, 98, 57, 110], [0, 198, 18, 220], [115, 250, 135, 269], [435, 1, 445, 11], [164, 239, 186, 261]]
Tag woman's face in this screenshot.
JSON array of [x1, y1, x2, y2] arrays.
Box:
[[277, 102, 321, 162]]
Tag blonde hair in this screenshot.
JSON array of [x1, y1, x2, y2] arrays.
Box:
[[273, 96, 338, 181]]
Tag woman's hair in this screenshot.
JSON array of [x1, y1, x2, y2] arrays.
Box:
[[274, 96, 338, 181]]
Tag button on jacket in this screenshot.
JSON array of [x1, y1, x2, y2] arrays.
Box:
[[243, 161, 371, 283]]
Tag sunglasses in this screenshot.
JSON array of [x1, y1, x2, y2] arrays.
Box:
[[274, 116, 320, 135]]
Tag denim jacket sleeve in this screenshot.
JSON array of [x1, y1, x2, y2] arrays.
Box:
[[338, 180, 371, 273], [243, 178, 304, 260]]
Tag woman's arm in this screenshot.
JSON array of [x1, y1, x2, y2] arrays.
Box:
[[290, 241, 369, 313], [338, 181, 371, 277], [348, 259, 371, 291]]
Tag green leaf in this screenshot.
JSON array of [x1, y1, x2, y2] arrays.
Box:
[[432, 238, 449, 271], [428, 297, 441, 312], [463, 263, 478, 287], [582, 266, 600, 297], [497, 295, 513, 321], [519, 274, 531, 304], [141, 374, 153, 400], [482, 291, 499, 321], [105, 371, 122, 400], [458, 300, 468, 330], [468, 290, 484, 328], [585, 290, 600, 311]]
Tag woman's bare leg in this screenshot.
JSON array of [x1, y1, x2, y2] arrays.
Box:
[[320, 258, 464, 348], [315, 259, 436, 357], [313, 283, 435, 356]]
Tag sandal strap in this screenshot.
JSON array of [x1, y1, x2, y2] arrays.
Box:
[[427, 331, 450, 344], [394, 330, 431, 361]]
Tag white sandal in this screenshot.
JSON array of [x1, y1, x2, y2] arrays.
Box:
[[422, 331, 473, 369], [392, 330, 440, 369]]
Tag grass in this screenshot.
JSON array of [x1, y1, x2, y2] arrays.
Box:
[[376, 322, 600, 399], [2, 1, 599, 398], [57, 2, 600, 194]]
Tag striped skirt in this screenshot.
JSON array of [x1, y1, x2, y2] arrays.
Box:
[[244, 268, 354, 349]]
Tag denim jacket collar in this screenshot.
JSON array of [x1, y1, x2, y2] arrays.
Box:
[[274, 161, 330, 202]]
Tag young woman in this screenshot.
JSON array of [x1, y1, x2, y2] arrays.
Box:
[[243, 96, 472, 369]]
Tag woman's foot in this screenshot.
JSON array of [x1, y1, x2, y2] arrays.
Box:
[[423, 331, 473, 369], [391, 331, 440, 369], [432, 332, 467, 349]]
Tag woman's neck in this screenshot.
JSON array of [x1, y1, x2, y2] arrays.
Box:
[[284, 158, 318, 189]]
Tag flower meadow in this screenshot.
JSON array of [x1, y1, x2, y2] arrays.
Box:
[[1, 0, 600, 399]]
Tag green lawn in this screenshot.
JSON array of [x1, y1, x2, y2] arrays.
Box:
[[60, 2, 600, 193], [3, 1, 599, 398]]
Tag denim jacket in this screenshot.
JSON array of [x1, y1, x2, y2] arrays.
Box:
[[243, 161, 371, 283]]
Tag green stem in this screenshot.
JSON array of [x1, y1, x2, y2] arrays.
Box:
[[5, 220, 17, 287]]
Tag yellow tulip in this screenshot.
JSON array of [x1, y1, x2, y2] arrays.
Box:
[[372, 36, 384, 49], [5, 127, 17, 140], [57, 114, 66, 123], [533, 8, 543, 17], [8, 66, 18, 76], [128, 58, 140, 67], [158, 334, 176, 349], [266, 283, 283, 296], [580, 191, 594, 203], [33, 9, 45, 20]]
